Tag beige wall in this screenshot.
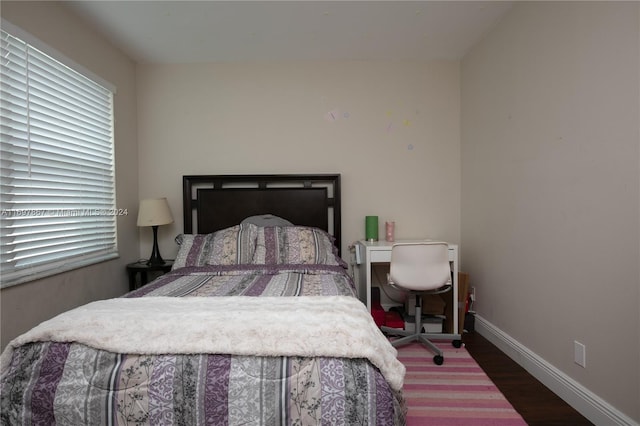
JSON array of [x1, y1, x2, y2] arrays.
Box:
[[0, 2, 139, 348], [461, 1, 639, 421], [136, 61, 461, 260]]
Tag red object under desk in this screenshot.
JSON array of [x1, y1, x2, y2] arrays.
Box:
[[385, 311, 404, 329], [371, 302, 386, 327], [371, 301, 405, 329]]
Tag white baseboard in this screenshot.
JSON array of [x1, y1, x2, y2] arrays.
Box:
[[474, 315, 638, 426]]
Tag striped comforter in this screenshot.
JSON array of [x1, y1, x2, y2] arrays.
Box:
[[1, 265, 407, 425]]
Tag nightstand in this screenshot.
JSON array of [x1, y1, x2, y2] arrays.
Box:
[[126, 260, 174, 291]]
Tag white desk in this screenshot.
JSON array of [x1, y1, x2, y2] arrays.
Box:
[[355, 239, 461, 342]]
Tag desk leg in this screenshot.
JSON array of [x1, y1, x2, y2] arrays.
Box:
[[356, 243, 373, 311], [452, 260, 458, 337], [366, 266, 372, 311]]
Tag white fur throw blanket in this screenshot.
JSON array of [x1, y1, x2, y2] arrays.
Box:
[[1, 296, 405, 391]]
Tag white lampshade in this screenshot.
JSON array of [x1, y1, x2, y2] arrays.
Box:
[[137, 198, 174, 227]]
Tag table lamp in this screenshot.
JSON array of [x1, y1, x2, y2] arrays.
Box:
[[137, 198, 174, 265]]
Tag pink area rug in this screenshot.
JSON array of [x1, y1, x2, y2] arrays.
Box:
[[397, 341, 527, 425]]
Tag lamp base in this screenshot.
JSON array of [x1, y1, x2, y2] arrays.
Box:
[[146, 225, 166, 266]]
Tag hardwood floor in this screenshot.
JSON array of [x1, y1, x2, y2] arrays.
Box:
[[463, 331, 594, 426]]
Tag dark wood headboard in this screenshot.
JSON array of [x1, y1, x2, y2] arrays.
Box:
[[183, 174, 342, 254]]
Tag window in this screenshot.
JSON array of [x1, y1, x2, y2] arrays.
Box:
[[1, 23, 118, 288]]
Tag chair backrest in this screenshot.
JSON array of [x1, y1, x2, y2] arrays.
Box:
[[389, 242, 451, 292]]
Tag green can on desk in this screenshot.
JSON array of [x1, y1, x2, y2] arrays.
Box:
[[365, 216, 378, 241]]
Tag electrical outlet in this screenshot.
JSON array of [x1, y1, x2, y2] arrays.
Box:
[[574, 341, 586, 368]]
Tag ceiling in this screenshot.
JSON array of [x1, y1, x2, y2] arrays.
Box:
[[63, 1, 513, 64]]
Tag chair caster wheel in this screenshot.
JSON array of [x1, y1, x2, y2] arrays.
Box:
[[452, 340, 462, 348], [433, 355, 444, 365]]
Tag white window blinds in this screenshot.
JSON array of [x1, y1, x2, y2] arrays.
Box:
[[1, 27, 118, 288]]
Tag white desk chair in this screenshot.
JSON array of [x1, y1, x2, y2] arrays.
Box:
[[381, 242, 452, 365]]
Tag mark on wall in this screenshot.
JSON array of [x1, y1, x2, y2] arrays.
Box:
[[324, 108, 350, 122], [324, 109, 340, 122], [384, 109, 417, 133]]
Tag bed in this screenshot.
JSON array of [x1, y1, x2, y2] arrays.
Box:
[[1, 174, 407, 425]]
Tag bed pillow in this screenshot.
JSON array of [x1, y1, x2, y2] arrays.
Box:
[[172, 223, 259, 269], [205, 223, 259, 266], [252, 225, 344, 266], [241, 214, 293, 227], [172, 233, 214, 269]]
